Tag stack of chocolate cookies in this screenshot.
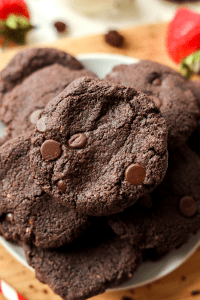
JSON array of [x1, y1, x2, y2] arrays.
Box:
[[0, 48, 200, 300]]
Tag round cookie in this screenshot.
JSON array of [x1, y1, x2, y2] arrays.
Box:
[[23, 218, 141, 300], [0, 47, 83, 96], [0, 48, 97, 143], [105, 60, 200, 149], [30, 76, 168, 216], [108, 145, 200, 254], [0, 133, 91, 249]]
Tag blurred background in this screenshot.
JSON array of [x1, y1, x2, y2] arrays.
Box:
[[7, 0, 200, 46]]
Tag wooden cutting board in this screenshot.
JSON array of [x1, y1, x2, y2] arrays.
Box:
[[0, 22, 200, 300]]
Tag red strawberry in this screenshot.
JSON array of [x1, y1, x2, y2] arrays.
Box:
[[0, 0, 30, 20], [0, 0, 33, 47], [166, 8, 200, 79]]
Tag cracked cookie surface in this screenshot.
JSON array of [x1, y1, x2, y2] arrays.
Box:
[[0, 48, 97, 143], [30, 76, 168, 216], [23, 218, 141, 300], [105, 60, 199, 149], [0, 133, 91, 248], [108, 145, 200, 254]]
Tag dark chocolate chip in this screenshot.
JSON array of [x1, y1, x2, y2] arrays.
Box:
[[30, 109, 43, 124], [191, 290, 200, 296], [152, 78, 161, 86], [125, 163, 146, 185], [57, 180, 67, 192], [181, 275, 186, 281], [6, 213, 14, 223], [68, 133, 87, 149], [40, 140, 61, 161], [105, 30, 124, 48], [122, 297, 134, 300], [54, 21, 67, 33], [37, 117, 48, 132], [179, 196, 196, 217], [138, 194, 152, 208]]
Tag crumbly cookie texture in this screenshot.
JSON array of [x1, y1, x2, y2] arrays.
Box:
[[30, 76, 168, 216]]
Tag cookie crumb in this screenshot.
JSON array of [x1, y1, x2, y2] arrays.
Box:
[[105, 30, 124, 48], [181, 275, 186, 281], [29, 284, 34, 289], [191, 290, 200, 296], [43, 289, 48, 294]]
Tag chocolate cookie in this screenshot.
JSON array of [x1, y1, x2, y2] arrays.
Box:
[[105, 60, 199, 149], [30, 76, 168, 216], [108, 145, 200, 254], [0, 133, 91, 249], [23, 219, 141, 300], [0, 48, 97, 142]]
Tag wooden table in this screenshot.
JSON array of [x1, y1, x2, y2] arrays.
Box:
[[0, 22, 200, 300]]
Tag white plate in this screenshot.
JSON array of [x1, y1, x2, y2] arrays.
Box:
[[0, 53, 200, 290]]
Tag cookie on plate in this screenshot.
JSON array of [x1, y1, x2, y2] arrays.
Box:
[[30, 76, 168, 216], [105, 60, 199, 149], [108, 144, 200, 254], [23, 218, 141, 300], [0, 133, 91, 249], [0, 48, 97, 143]]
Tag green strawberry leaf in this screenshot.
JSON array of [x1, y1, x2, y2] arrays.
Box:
[[180, 50, 200, 79], [0, 14, 34, 46]]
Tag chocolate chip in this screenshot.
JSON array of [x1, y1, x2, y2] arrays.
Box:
[[40, 140, 61, 161], [57, 180, 67, 192], [105, 30, 124, 48], [122, 297, 134, 300], [30, 109, 43, 124], [125, 163, 146, 185], [6, 213, 14, 223], [54, 21, 67, 33], [181, 275, 186, 281], [191, 290, 200, 296], [68, 133, 87, 149], [139, 194, 152, 208], [152, 78, 161, 86], [37, 117, 48, 132], [179, 196, 196, 217]]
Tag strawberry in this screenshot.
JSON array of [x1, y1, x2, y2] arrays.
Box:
[[0, 0, 30, 20], [0, 0, 33, 47], [166, 8, 200, 79]]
